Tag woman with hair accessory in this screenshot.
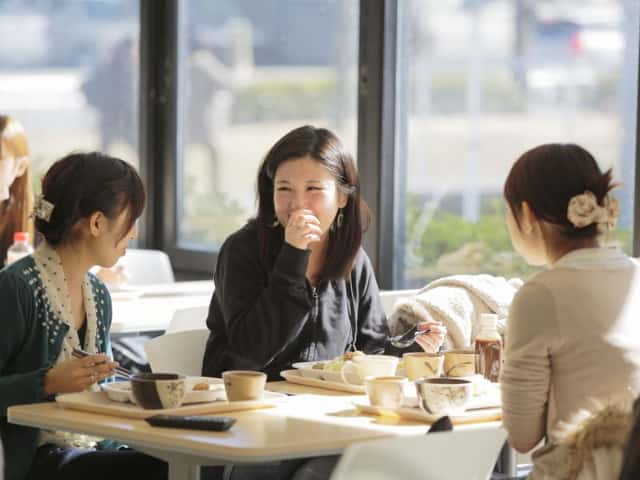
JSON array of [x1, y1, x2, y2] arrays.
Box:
[[0, 152, 167, 480], [0, 116, 33, 265], [500, 143, 640, 477]]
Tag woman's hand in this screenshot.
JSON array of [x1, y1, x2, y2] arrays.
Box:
[[44, 353, 119, 396], [284, 209, 322, 250], [415, 321, 447, 353]]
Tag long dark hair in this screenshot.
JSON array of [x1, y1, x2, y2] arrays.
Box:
[[504, 143, 615, 238], [0, 116, 33, 263], [36, 152, 146, 246], [254, 125, 370, 280]]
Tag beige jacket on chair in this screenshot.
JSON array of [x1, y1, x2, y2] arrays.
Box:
[[529, 404, 632, 480]]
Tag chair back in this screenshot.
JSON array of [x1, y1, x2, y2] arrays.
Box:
[[380, 289, 419, 316], [118, 249, 175, 285], [144, 329, 209, 376], [166, 306, 209, 333], [330, 426, 507, 480]]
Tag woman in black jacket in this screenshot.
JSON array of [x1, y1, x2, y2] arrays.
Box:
[[201, 125, 445, 480], [202, 125, 445, 382]]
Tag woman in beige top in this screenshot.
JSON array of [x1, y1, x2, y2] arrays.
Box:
[[500, 144, 640, 470]]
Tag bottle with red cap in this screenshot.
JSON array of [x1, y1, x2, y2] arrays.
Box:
[[6, 232, 33, 265]]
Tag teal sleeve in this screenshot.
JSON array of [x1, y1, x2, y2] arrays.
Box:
[[0, 272, 49, 417]]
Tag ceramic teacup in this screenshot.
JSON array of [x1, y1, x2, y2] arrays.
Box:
[[415, 377, 472, 415], [222, 370, 267, 401], [402, 352, 444, 381], [365, 376, 408, 408], [341, 355, 399, 385], [130, 373, 186, 409], [443, 349, 476, 377]]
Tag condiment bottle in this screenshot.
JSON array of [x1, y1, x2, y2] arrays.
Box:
[[474, 313, 502, 382], [6, 232, 33, 265]]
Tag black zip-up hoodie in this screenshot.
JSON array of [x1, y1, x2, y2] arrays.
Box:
[[202, 222, 399, 380]]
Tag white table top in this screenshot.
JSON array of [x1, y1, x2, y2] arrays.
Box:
[[8, 383, 503, 480], [110, 281, 213, 334], [8, 391, 497, 462]]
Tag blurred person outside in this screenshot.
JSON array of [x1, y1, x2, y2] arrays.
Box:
[[186, 19, 254, 195], [81, 38, 137, 159]]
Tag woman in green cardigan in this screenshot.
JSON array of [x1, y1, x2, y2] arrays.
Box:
[[0, 152, 166, 480]]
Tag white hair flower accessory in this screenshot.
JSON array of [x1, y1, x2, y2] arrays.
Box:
[[567, 191, 620, 232], [33, 194, 55, 222]]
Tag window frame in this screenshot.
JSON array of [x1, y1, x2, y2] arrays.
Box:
[[139, 0, 640, 283]]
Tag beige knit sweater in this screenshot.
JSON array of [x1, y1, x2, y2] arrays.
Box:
[[501, 248, 640, 470]]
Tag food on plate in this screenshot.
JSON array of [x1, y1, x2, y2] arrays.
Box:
[[342, 351, 364, 361], [192, 382, 211, 391], [312, 362, 325, 370], [322, 350, 364, 372]]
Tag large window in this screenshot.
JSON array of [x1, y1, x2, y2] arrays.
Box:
[[0, 0, 139, 185], [397, 0, 639, 287], [177, 0, 359, 250]]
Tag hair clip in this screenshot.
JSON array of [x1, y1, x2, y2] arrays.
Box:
[[567, 191, 620, 232], [34, 194, 55, 222]]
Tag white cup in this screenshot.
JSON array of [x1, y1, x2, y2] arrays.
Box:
[[341, 355, 399, 385], [365, 376, 408, 408]]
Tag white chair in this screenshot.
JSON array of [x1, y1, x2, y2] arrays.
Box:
[[380, 289, 419, 316], [144, 329, 209, 376], [330, 426, 507, 480], [118, 248, 175, 285], [166, 306, 209, 333]]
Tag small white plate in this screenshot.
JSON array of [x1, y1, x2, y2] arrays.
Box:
[[280, 370, 366, 394], [291, 361, 351, 383], [292, 360, 403, 385], [102, 381, 132, 402], [184, 376, 225, 403]]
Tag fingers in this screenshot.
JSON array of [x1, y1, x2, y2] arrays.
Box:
[[287, 213, 320, 230], [285, 210, 322, 249], [78, 353, 109, 367], [76, 354, 118, 386], [302, 224, 322, 241], [415, 322, 447, 354], [84, 368, 114, 386], [417, 321, 446, 334], [416, 334, 441, 353]]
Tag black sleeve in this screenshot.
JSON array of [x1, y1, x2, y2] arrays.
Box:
[[353, 251, 390, 354], [351, 251, 421, 357], [212, 232, 313, 367]]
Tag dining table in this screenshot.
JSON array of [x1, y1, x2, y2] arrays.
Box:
[[7, 381, 507, 480]]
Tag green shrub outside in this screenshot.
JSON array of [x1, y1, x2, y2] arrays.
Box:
[[405, 193, 632, 286]]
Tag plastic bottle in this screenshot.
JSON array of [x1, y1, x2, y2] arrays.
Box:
[[6, 232, 33, 265], [474, 313, 503, 382]]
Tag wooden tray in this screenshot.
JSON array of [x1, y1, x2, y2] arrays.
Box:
[[353, 401, 501, 425], [56, 391, 284, 419], [280, 370, 365, 394]]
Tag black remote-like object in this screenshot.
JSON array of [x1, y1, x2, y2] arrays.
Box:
[[146, 415, 236, 431]]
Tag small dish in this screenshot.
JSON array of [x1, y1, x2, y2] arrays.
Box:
[[102, 381, 132, 402], [185, 376, 225, 403]]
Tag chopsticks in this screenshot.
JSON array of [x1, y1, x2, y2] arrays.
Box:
[[72, 348, 131, 379]]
